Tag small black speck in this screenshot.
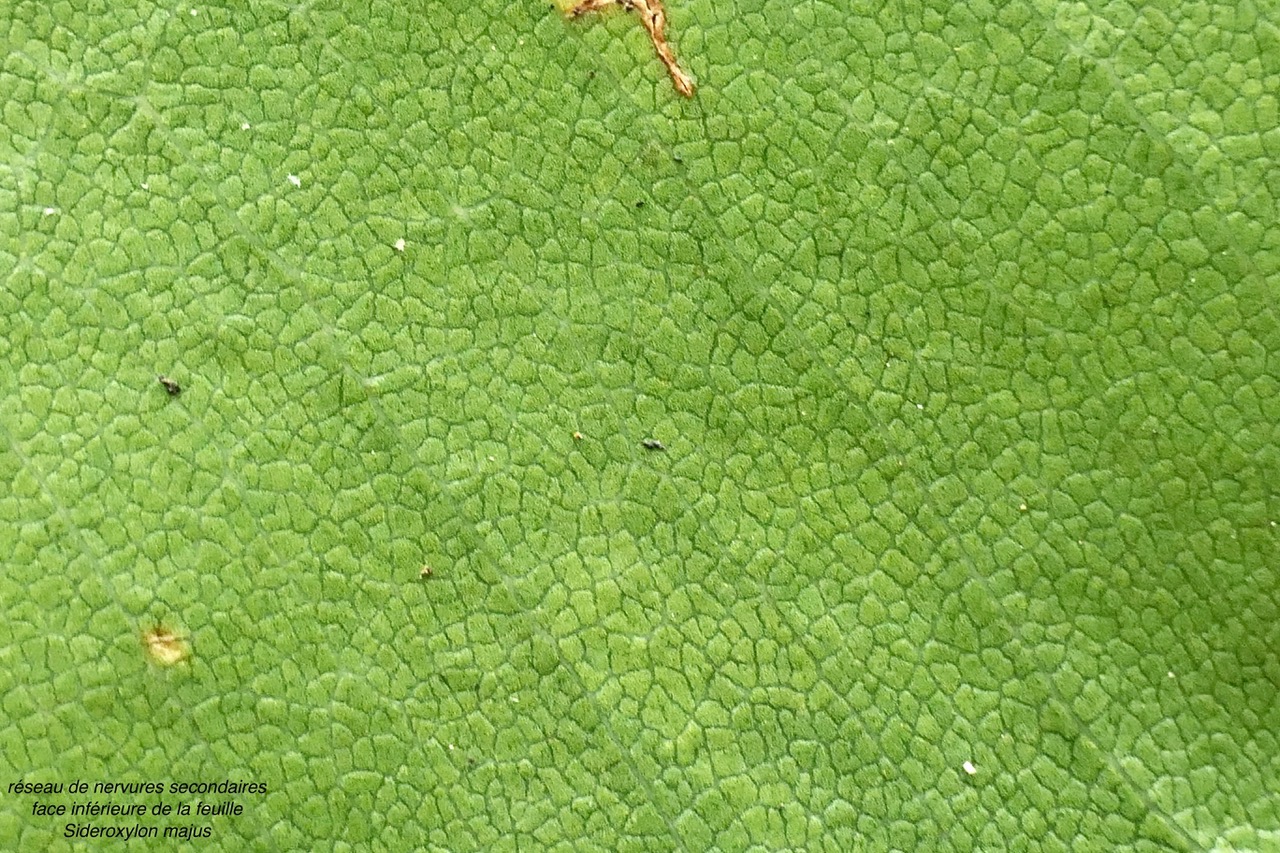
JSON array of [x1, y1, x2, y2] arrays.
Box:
[[673, 155, 683, 164], [587, 70, 596, 79], [157, 375, 181, 396], [635, 201, 645, 208], [641, 438, 666, 451]]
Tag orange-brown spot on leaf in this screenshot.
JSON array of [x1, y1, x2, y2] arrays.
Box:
[[142, 624, 190, 667]]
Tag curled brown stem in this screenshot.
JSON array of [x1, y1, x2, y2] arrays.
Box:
[[570, 0, 695, 97]]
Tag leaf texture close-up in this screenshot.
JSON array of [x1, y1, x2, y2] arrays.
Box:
[[1, 0, 1277, 849]]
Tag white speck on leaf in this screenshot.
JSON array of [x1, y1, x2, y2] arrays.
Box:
[[287, 174, 301, 187], [141, 182, 149, 190], [963, 761, 977, 775], [241, 122, 251, 130], [42, 207, 57, 216], [394, 238, 406, 252]]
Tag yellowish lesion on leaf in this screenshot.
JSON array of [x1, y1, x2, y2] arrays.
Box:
[[564, 0, 696, 98], [142, 624, 190, 667]]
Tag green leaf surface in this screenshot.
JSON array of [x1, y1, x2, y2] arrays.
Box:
[[2, 0, 1278, 849]]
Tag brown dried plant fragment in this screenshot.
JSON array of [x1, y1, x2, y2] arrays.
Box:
[[569, 0, 695, 97]]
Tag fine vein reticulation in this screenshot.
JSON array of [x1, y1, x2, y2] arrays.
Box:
[[569, 0, 696, 97]]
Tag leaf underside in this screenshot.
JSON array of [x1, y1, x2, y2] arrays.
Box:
[[1, 0, 1277, 849]]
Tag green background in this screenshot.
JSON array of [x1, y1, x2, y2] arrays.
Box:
[[2, 0, 1278, 849]]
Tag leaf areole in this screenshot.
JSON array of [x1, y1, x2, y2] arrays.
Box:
[[531, 636, 559, 675], [439, 668, 480, 691]]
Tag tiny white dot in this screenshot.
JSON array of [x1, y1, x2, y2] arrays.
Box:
[[141, 182, 149, 189], [42, 207, 56, 216], [394, 238, 406, 252], [448, 743, 455, 750], [1019, 503, 1027, 511], [916, 403, 924, 410], [510, 695, 519, 703], [241, 122, 251, 130], [190, 8, 198, 15], [963, 761, 977, 775], [1167, 671, 1175, 678], [287, 174, 301, 187]]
